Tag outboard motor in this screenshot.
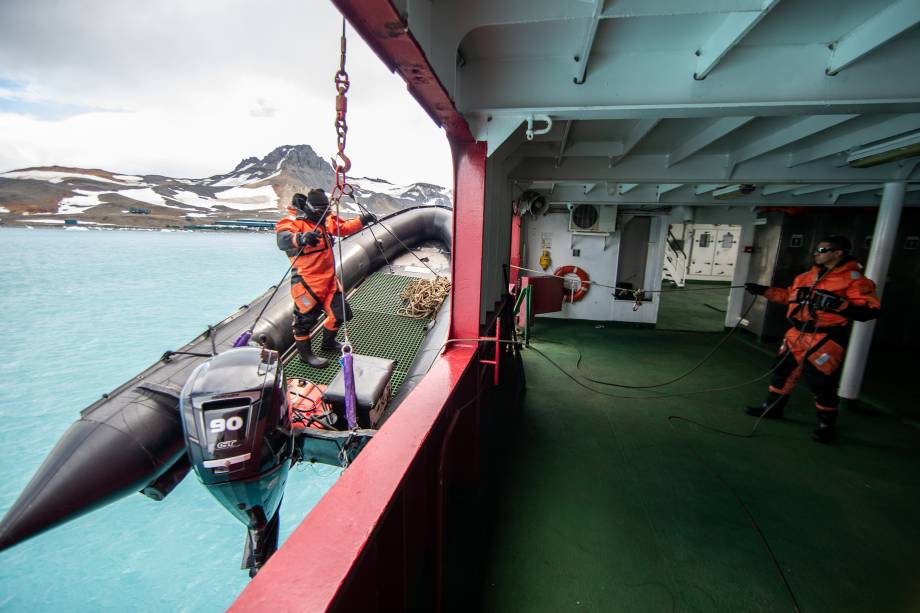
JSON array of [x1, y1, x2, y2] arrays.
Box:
[[179, 346, 293, 576]]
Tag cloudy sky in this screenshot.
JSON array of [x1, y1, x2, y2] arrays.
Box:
[[0, 0, 453, 187]]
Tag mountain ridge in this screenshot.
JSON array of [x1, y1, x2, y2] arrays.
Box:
[[0, 144, 451, 229]]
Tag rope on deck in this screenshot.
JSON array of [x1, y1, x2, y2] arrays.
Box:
[[398, 277, 451, 319]]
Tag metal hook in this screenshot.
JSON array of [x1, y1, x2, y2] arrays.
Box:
[[525, 114, 553, 140]]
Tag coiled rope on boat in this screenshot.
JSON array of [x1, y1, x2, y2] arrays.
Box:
[[398, 277, 451, 319]]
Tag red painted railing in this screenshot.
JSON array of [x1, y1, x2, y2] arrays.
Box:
[[230, 345, 485, 612], [231, 3, 492, 609]]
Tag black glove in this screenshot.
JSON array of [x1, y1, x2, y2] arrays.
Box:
[[359, 212, 378, 225], [794, 287, 811, 304], [812, 290, 844, 311], [745, 283, 768, 296], [296, 231, 320, 247]]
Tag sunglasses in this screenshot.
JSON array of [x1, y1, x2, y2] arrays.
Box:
[[813, 247, 836, 254]]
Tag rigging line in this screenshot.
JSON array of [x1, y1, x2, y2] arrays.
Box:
[[666, 416, 803, 613], [331, 15, 352, 348], [509, 264, 744, 294], [526, 312, 817, 404], [527, 345, 775, 400], [430, 340, 800, 611], [334, 195, 351, 345], [359, 205, 394, 273], [665, 316, 820, 438], [239, 197, 338, 343], [351, 198, 441, 278], [539, 299, 759, 389]]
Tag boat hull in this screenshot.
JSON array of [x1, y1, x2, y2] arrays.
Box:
[[0, 206, 452, 551]]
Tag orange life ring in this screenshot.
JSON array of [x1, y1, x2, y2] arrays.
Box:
[[554, 265, 590, 302]]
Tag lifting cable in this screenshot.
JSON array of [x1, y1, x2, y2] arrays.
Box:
[[433, 304, 817, 435], [328, 17, 358, 430], [351, 197, 443, 278], [553, 298, 758, 389], [509, 263, 744, 310], [231, 194, 339, 349]]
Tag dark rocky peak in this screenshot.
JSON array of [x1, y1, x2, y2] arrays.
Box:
[[262, 144, 330, 173], [232, 157, 260, 172]]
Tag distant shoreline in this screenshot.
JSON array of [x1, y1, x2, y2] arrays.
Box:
[[0, 220, 274, 234]]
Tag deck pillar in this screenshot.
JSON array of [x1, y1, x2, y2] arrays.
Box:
[[838, 181, 905, 402], [449, 141, 487, 341]]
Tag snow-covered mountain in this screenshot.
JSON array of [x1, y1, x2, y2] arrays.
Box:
[[0, 145, 451, 228]]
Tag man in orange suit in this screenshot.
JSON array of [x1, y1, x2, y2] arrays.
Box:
[[275, 189, 375, 368], [744, 235, 881, 443]]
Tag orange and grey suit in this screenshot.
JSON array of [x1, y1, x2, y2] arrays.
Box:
[[275, 209, 364, 344], [763, 257, 881, 413]]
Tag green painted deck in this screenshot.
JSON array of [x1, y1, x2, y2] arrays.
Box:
[[283, 273, 431, 394], [475, 299, 920, 612]]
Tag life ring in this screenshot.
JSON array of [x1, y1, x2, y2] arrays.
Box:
[[554, 265, 590, 302]]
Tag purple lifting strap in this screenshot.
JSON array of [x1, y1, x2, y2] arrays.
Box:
[[340, 351, 357, 429], [232, 330, 253, 348]]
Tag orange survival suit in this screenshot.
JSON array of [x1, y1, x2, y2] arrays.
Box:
[[275, 190, 369, 368], [749, 255, 880, 441]]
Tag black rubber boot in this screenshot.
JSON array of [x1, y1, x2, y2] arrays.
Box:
[[321, 328, 344, 352], [811, 410, 838, 443], [745, 391, 788, 419], [295, 339, 329, 369]]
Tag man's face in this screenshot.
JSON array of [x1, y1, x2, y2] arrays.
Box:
[[813, 241, 842, 266]]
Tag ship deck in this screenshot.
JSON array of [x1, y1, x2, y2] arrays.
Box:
[[468, 287, 920, 612]]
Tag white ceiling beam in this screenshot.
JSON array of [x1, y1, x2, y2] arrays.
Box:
[[520, 140, 625, 157], [667, 117, 754, 167], [574, 0, 605, 85], [470, 116, 525, 157], [787, 113, 920, 167], [830, 184, 883, 204], [510, 152, 919, 184], [430, 0, 787, 80], [832, 184, 883, 197], [828, 183, 920, 203], [610, 119, 660, 167], [555, 120, 573, 167], [618, 183, 639, 194], [658, 183, 684, 195], [528, 182, 920, 207], [729, 114, 857, 169], [827, 0, 920, 75], [458, 39, 920, 117], [695, 184, 724, 194], [791, 184, 848, 196], [694, 0, 781, 80], [583, 183, 598, 195], [602, 0, 770, 17], [761, 184, 799, 195]]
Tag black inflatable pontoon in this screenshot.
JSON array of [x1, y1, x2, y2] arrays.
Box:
[[0, 206, 452, 554]]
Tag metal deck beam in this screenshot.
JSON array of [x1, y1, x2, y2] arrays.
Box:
[[694, 0, 781, 80], [574, 0, 604, 85], [610, 119, 660, 166], [827, 0, 920, 75], [667, 117, 754, 167], [787, 113, 920, 167], [728, 115, 857, 170], [511, 152, 920, 184], [457, 42, 919, 118]]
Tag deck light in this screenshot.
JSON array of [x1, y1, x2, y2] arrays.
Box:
[[847, 132, 920, 168]]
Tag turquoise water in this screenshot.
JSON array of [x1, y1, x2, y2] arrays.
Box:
[[0, 227, 342, 612]]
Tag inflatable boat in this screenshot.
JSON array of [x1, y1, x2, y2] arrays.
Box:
[[0, 205, 452, 573]]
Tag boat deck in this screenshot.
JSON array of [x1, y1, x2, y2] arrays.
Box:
[[472, 289, 920, 612], [284, 272, 433, 394]]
